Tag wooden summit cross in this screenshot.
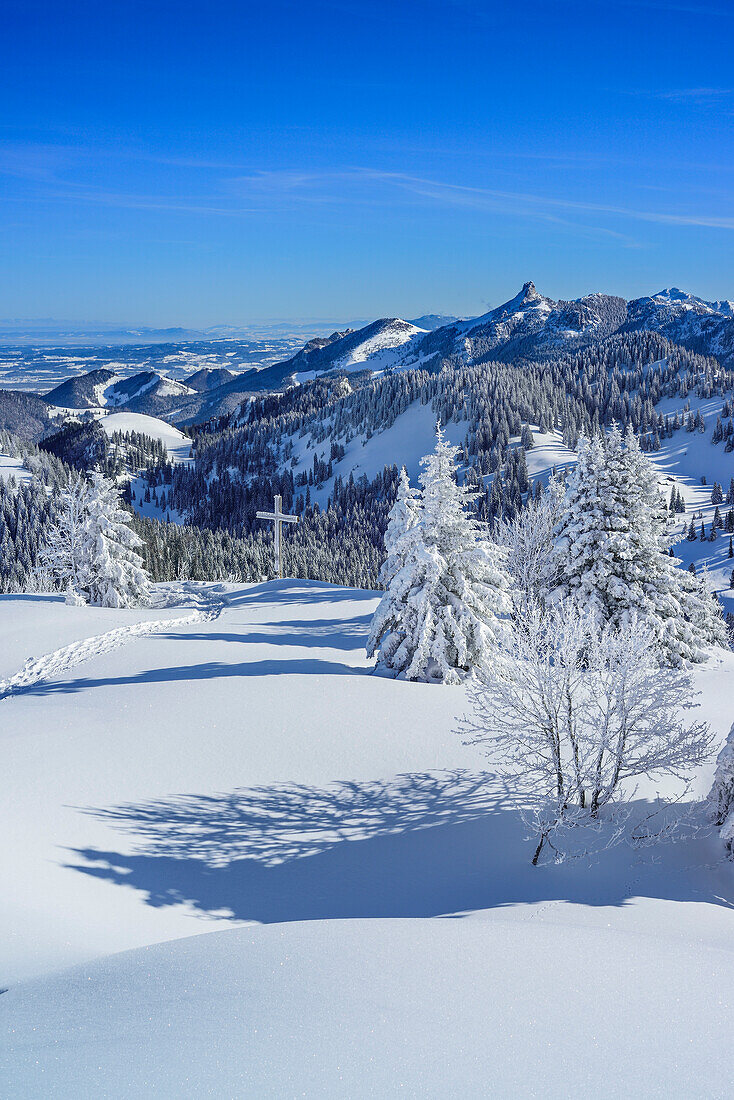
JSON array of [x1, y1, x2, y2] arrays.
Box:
[[256, 494, 298, 579]]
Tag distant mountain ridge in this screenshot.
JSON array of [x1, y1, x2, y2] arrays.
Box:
[[5, 282, 732, 434], [620, 287, 734, 365]]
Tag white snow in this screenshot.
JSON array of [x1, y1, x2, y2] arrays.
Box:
[[96, 373, 124, 406], [99, 411, 192, 464], [294, 320, 427, 382], [516, 428, 577, 482], [4, 917, 734, 1098], [293, 400, 467, 507], [1, 579, 733, 1095], [333, 319, 426, 370], [98, 412, 192, 524], [0, 453, 33, 487]]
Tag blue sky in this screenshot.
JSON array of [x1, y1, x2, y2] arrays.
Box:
[[1, 0, 732, 326]]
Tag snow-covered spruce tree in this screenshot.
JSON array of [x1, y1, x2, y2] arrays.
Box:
[[80, 473, 151, 608], [550, 428, 726, 665], [708, 723, 734, 857], [378, 466, 420, 589], [367, 426, 511, 683]]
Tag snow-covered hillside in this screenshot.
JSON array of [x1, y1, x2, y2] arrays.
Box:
[[1, 580, 733, 1095], [6, 283, 731, 437], [0, 452, 33, 487], [100, 411, 192, 464], [44, 369, 195, 415], [100, 412, 192, 523], [293, 318, 428, 382], [292, 400, 468, 506]]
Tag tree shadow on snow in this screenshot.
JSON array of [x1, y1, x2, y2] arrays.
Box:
[[160, 615, 372, 651], [0, 593, 63, 604], [225, 579, 378, 612], [25, 656, 363, 696], [64, 772, 734, 923]]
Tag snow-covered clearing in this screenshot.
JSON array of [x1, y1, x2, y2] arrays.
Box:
[[1, 580, 733, 1095], [100, 411, 192, 465], [0, 453, 33, 487], [102, 412, 192, 523]]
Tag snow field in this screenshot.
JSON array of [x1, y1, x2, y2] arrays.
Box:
[[3, 917, 733, 1098], [0, 583, 225, 700], [0, 579, 733, 1099], [101, 411, 193, 522], [0, 453, 33, 487]]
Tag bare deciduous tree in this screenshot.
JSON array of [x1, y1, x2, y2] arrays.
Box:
[[464, 600, 713, 864], [494, 475, 565, 612]]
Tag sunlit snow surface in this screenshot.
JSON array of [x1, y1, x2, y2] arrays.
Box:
[[1, 580, 733, 1096], [100, 411, 192, 464]]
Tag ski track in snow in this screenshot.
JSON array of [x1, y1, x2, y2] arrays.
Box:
[[0, 582, 227, 702]]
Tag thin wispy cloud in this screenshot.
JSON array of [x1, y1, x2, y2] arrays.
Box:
[[229, 167, 734, 232], [378, 171, 734, 229], [653, 87, 733, 103], [2, 147, 732, 237]]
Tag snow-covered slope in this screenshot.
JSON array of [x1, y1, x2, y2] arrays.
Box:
[[283, 285, 627, 379], [43, 368, 122, 410], [288, 318, 428, 381], [1, 580, 733, 1095], [100, 411, 192, 464], [5, 915, 734, 1098], [451, 281, 628, 362], [292, 399, 468, 506]]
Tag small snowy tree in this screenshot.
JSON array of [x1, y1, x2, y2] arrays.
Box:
[[37, 473, 92, 600], [378, 466, 419, 589], [708, 722, 734, 857], [495, 474, 565, 612], [38, 472, 150, 608], [464, 600, 713, 864], [81, 473, 151, 608], [367, 425, 511, 683], [551, 428, 727, 665]]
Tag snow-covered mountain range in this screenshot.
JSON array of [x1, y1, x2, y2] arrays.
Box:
[[0, 282, 725, 435]]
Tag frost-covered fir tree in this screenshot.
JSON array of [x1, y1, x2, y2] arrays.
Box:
[[37, 473, 93, 599], [367, 426, 511, 683], [550, 428, 727, 665], [378, 466, 419, 589], [39, 472, 150, 607], [81, 473, 151, 608]]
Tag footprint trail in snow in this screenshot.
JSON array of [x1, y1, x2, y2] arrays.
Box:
[[0, 582, 227, 701]]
